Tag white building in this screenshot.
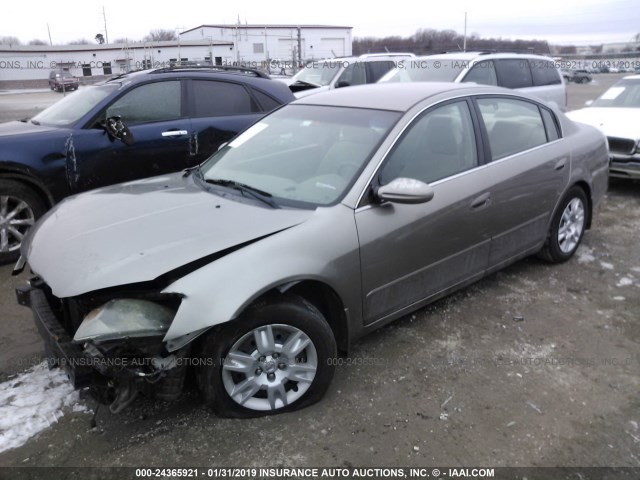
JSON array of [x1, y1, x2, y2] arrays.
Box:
[[0, 40, 234, 88], [180, 24, 353, 63], [0, 23, 353, 88]]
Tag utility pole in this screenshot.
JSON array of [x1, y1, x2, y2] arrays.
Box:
[[102, 6, 109, 44], [463, 11, 467, 52], [47, 23, 53, 46], [297, 26, 302, 70]]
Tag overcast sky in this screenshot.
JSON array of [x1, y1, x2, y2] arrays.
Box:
[[1, 0, 638, 46]]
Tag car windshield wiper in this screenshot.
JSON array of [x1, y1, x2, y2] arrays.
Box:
[[205, 178, 278, 208], [292, 80, 320, 87], [30, 119, 40, 125]]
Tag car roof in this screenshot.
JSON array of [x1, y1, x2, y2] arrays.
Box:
[[411, 52, 555, 61], [313, 55, 412, 64], [102, 67, 293, 99], [293, 82, 498, 111]]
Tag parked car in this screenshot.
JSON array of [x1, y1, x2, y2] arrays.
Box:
[[568, 70, 593, 84], [285, 53, 414, 98], [379, 52, 567, 111], [48, 70, 79, 92], [0, 66, 294, 263], [16, 82, 608, 417], [567, 75, 640, 179]]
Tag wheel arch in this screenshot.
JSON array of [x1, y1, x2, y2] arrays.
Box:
[[0, 169, 55, 209], [572, 180, 593, 229]]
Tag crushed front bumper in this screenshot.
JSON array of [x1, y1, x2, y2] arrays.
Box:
[[609, 151, 640, 179], [16, 283, 93, 388]]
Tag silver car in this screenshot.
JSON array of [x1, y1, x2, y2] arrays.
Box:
[[16, 82, 608, 417]]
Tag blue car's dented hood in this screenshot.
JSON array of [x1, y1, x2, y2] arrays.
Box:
[[0, 120, 61, 137], [24, 172, 314, 298]]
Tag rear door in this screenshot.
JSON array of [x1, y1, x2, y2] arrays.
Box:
[[473, 95, 570, 269], [186, 79, 270, 164]]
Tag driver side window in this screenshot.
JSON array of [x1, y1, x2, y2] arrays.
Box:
[[106, 81, 181, 125], [379, 101, 478, 185], [336, 63, 366, 87]]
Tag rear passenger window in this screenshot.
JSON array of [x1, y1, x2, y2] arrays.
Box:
[[495, 59, 533, 89], [192, 80, 258, 117], [530, 60, 561, 86], [251, 89, 281, 112], [477, 97, 547, 160], [463, 60, 497, 86], [540, 108, 560, 141]]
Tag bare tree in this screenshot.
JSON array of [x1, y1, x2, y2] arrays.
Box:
[[68, 39, 91, 45], [353, 28, 550, 57], [95, 33, 105, 44], [143, 29, 177, 42], [28, 39, 48, 46], [0, 36, 21, 46], [112, 37, 133, 44]]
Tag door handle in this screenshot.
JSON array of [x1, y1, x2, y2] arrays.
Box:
[[554, 159, 567, 171], [470, 192, 491, 209], [162, 130, 188, 137]]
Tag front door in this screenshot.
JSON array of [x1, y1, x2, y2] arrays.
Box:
[[355, 100, 493, 324], [70, 79, 192, 193]]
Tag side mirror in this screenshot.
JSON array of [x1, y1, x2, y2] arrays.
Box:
[[104, 116, 135, 146], [376, 177, 434, 205], [584, 100, 594, 107], [336, 81, 350, 88]]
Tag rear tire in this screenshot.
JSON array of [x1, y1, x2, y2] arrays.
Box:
[[538, 186, 588, 263], [0, 179, 46, 265], [199, 295, 337, 418]]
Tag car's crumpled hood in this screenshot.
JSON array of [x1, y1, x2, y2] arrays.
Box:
[[25, 172, 315, 298], [566, 108, 640, 142]]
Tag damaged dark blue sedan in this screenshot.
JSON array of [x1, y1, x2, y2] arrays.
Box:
[[0, 66, 294, 263]]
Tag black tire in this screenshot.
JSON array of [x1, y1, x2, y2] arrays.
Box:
[[199, 295, 337, 418], [0, 179, 47, 265], [538, 186, 588, 263]]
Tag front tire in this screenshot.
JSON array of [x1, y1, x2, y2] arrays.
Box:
[[0, 180, 46, 264], [199, 295, 337, 417], [538, 186, 588, 263]]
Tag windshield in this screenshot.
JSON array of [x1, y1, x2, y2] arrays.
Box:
[[200, 105, 401, 208], [292, 62, 343, 86], [379, 59, 466, 83], [592, 79, 640, 108], [32, 84, 119, 127]]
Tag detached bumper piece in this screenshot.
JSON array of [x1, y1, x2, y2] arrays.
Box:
[[16, 283, 94, 388]]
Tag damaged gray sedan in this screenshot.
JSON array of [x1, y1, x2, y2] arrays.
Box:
[[15, 83, 609, 416]]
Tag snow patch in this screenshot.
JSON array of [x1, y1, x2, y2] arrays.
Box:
[[577, 247, 595, 263], [617, 277, 633, 287], [0, 363, 88, 453], [600, 262, 614, 270]]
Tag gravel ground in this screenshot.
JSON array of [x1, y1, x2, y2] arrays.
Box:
[[0, 74, 638, 472]]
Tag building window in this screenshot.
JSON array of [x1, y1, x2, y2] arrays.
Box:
[[253, 43, 264, 54], [82, 64, 92, 77], [102, 62, 112, 75]]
